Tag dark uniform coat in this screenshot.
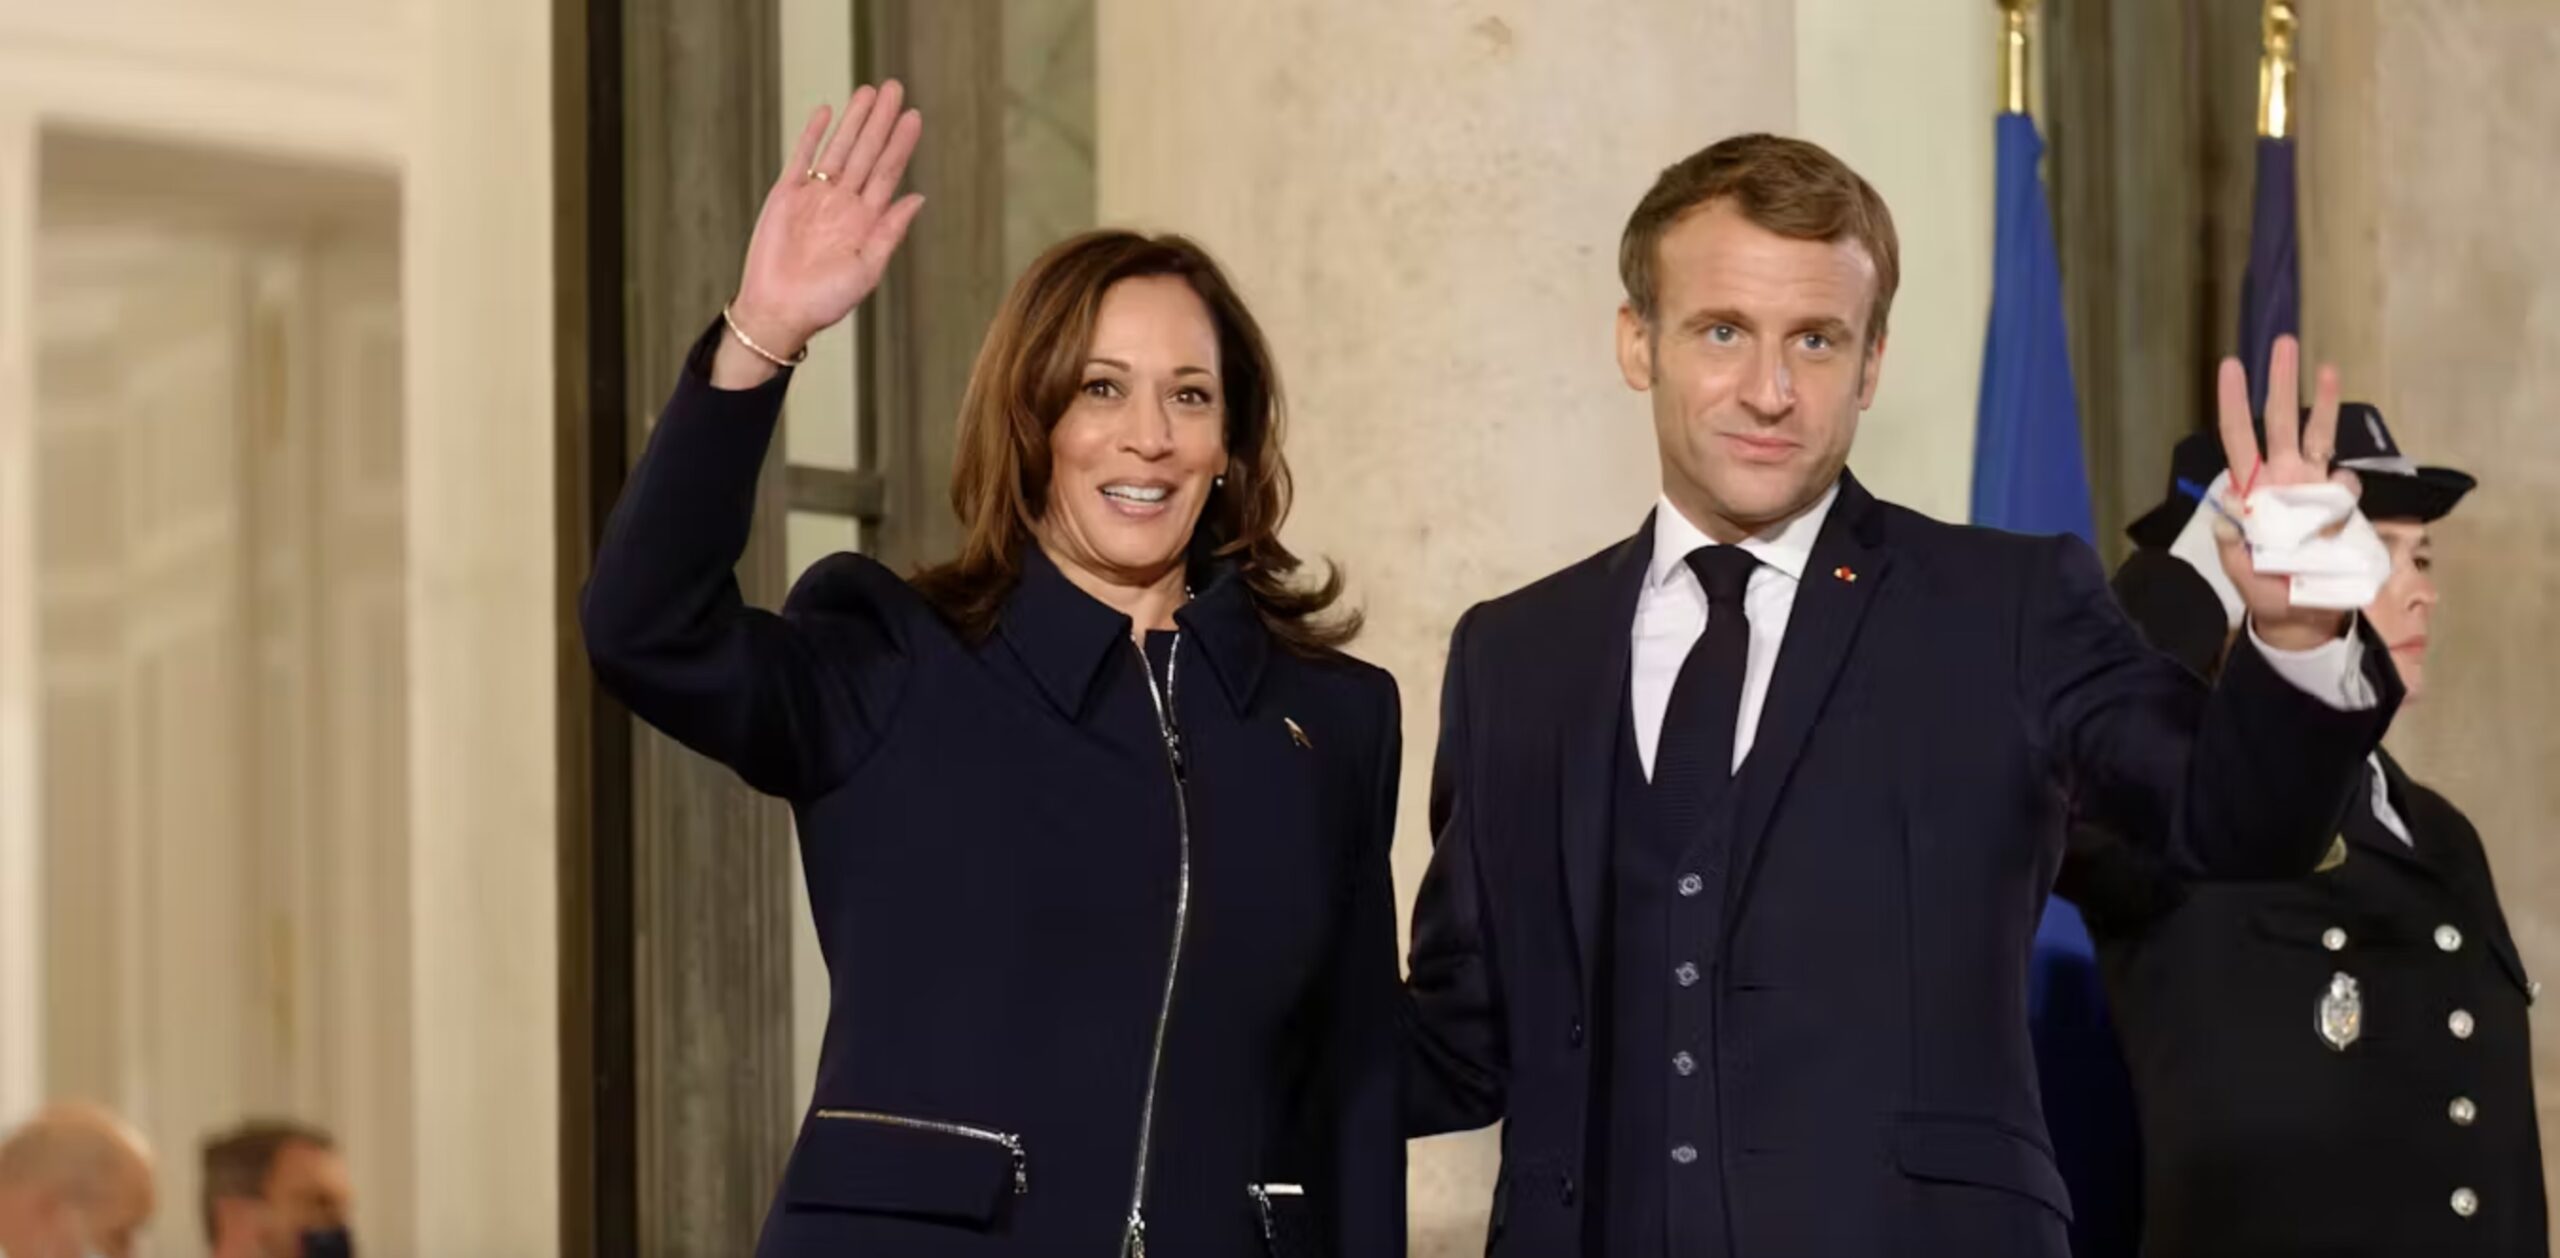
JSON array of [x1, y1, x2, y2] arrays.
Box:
[[2066, 748, 2544, 1257]]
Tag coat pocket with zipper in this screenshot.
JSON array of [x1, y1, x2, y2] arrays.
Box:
[[782, 1108, 1027, 1227], [1249, 1182, 1327, 1258]]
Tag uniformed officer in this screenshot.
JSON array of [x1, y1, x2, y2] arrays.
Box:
[[2058, 403, 2543, 1257]]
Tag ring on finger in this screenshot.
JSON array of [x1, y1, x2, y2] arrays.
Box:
[[808, 169, 832, 183]]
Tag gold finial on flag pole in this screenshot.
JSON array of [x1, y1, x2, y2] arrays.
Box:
[[1998, 0, 2037, 117], [2259, 0, 2298, 139]]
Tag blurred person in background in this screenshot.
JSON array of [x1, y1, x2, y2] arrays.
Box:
[[0, 1102, 155, 1258], [200, 1121, 352, 1258]]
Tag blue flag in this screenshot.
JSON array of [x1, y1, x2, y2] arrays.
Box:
[[1971, 113, 2094, 544], [1973, 111, 2141, 1258], [2239, 135, 2300, 412]]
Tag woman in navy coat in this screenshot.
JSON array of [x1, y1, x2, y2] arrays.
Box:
[[582, 82, 1404, 1256]]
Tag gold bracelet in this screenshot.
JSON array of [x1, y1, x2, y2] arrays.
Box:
[[721, 304, 809, 368]]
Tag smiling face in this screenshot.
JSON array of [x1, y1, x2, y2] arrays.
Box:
[[1034, 273, 1230, 594], [2364, 517, 2438, 703], [1617, 198, 1884, 541]]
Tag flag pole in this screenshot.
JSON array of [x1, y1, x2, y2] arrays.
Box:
[[1999, 0, 2037, 117], [2259, 0, 2298, 139]]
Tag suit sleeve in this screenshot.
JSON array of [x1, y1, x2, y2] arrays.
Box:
[[2022, 534, 2400, 880], [580, 320, 905, 801], [1300, 672, 1407, 1257], [2051, 820, 2185, 941], [1402, 607, 1511, 1136]]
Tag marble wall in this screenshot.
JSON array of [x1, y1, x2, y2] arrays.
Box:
[[2302, 0, 2560, 1229]]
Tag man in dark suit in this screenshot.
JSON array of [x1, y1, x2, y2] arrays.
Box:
[[2059, 406, 2543, 1257], [1401, 133, 2402, 1257]]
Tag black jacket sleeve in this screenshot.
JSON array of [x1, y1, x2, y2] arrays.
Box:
[[1402, 607, 1511, 1136], [581, 322, 908, 800], [2021, 534, 2400, 882]]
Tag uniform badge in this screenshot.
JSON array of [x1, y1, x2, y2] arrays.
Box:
[[2314, 834, 2349, 873], [2317, 971, 2363, 1051], [1283, 717, 1312, 749]]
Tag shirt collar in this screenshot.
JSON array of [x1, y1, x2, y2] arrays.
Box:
[[1646, 479, 1839, 591]]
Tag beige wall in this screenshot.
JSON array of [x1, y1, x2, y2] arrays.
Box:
[[1097, 1, 1992, 1246], [0, 2, 556, 1254], [1799, 0, 1998, 520], [2302, 0, 2560, 1230]]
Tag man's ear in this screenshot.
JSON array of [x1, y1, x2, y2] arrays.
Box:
[[1617, 303, 1656, 392]]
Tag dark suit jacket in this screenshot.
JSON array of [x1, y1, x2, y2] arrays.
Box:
[[1403, 473, 2399, 1257], [2063, 749, 2545, 1258], [583, 329, 1404, 1256]]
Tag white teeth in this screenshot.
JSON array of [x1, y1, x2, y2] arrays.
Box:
[[1102, 484, 1171, 503]]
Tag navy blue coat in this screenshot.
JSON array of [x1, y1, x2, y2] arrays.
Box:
[[1403, 474, 2400, 1256], [583, 333, 1405, 1256]]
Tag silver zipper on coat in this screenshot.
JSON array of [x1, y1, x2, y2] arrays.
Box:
[[1123, 633, 1191, 1257], [812, 1108, 1028, 1195], [1248, 1183, 1304, 1248]]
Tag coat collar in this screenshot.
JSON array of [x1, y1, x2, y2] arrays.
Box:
[[998, 543, 1269, 720]]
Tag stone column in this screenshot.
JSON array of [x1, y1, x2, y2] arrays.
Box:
[[612, 3, 801, 1256]]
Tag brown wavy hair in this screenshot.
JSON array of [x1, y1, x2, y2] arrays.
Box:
[[909, 230, 1356, 654]]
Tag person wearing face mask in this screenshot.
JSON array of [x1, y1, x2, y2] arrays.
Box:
[[583, 81, 1401, 1256], [200, 1121, 353, 1258], [0, 1102, 155, 1258], [2056, 405, 2541, 1257]]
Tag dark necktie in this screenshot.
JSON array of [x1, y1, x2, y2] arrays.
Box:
[[1654, 545, 1760, 841]]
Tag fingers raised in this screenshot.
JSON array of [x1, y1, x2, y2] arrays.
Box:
[[861, 110, 923, 212], [2215, 355, 2257, 485], [2303, 362, 2341, 464], [2263, 335, 2301, 463], [786, 104, 831, 186], [864, 193, 927, 262], [814, 84, 881, 178], [838, 79, 908, 189]]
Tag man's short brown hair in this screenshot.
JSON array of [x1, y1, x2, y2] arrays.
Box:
[[201, 1118, 334, 1242], [1618, 133, 1901, 345]]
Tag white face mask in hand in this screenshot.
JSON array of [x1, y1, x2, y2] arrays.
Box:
[[2174, 469, 2390, 621]]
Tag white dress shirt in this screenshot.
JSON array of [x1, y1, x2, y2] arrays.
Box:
[[1629, 481, 2375, 781], [2367, 752, 2414, 847]]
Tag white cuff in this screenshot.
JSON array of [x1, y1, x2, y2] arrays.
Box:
[[2247, 616, 2377, 711]]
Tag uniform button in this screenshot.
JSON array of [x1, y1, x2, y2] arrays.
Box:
[[1559, 1171, 1577, 1206], [2450, 1097, 2478, 1126], [1678, 872, 1705, 897], [2451, 1187, 2479, 1218], [1674, 962, 1701, 988], [2322, 927, 2348, 952], [2449, 1009, 2476, 1040], [2436, 924, 2465, 953], [1568, 1018, 1586, 1048], [1670, 1143, 1699, 1165], [1672, 1050, 1698, 1076]]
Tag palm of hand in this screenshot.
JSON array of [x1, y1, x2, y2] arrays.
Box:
[[731, 81, 926, 352], [2212, 334, 2361, 646]]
